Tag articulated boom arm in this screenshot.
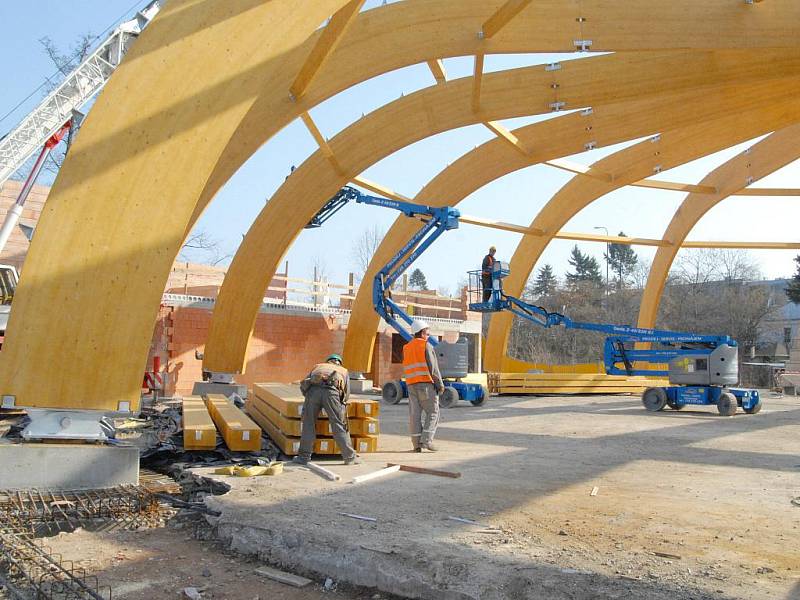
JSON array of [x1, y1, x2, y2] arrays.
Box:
[[307, 186, 459, 342]]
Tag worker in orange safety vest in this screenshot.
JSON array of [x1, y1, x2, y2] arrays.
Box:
[[402, 319, 444, 452]]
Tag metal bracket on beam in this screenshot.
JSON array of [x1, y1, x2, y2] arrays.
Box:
[[581, 108, 593, 116], [574, 39, 592, 51], [545, 62, 561, 72], [653, 165, 662, 174], [584, 141, 597, 151], [651, 134, 661, 143], [549, 101, 566, 111]]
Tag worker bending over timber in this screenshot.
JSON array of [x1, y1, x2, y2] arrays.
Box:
[[294, 354, 360, 465], [482, 245, 497, 302], [403, 320, 444, 452]]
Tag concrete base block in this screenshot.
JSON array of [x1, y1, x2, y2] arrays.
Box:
[[0, 444, 139, 490], [349, 379, 374, 394], [192, 382, 248, 399]]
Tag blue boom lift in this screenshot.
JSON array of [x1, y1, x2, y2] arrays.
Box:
[[309, 186, 761, 416], [468, 261, 761, 415], [306, 186, 486, 408]]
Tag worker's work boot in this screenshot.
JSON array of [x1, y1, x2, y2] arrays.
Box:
[[343, 456, 361, 465], [423, 444, 438, 452], [412, 448, 422, 453], [292, 456, 309, 466]]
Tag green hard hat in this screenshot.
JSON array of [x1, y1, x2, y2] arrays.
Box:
[[326, 353, 343, 365]]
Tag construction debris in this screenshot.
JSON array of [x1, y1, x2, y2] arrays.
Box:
[[305, 462, 341, 482], [255, 565, 312, 588], [350, 465, 401, 484], [387, 463, 461, 478], [590, 486, 600, 496], [340, 513, 377, 522]]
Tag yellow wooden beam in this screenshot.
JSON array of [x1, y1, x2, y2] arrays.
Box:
[[480, 0, 533, 39], [300, 111, 344, 175], [733, 188, 800, 196], [351, 176, 412, 202], [471, 54, 484, 112], [426, 59, 448, 84], [554, 231, 667, 247], [545, 158, 614, 183], [289, 0, 366, 101], [682, 240, 800, 249], [632, 179, 718, 194], [638, 122, 800, 330], [460, 214, 544, 236], [483, 121, 530, 156]]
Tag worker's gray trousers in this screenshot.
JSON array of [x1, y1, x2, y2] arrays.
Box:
[[298, 385, 356, 461], [408, 382, 440, 449]]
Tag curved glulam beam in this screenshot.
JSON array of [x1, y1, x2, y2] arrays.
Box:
[[341, 77, 800, 372], [0, 0, 350, 410], [204, 49, 800, 373], [482, 115, 800, 371], [189, 0, 800, 228], [637, 123, 800, 330]]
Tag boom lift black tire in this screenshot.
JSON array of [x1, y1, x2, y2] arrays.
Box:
[[642, 387, 668, 412], [666, 399, 684, 410], [439, 386, 459, 409], [717, 391, 737, 416], [743, 399, 762, 414], [382, 380, 403, 404], [470, 385, 489, 406]]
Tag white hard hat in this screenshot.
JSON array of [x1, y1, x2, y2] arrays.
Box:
[[410, 319, 430, 334]]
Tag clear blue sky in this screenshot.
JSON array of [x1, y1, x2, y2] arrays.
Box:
[[2, 1, 798, 295]]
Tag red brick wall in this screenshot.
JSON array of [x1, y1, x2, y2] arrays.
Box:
[[156, 306, 347, 395]]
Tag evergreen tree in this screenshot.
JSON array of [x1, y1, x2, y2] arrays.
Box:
[[409, 268, 428, 290], [786, 255, 800, 303], [532, 264, 558, 297], [605, 231, 639, 289], [565, 245, 603, 286]]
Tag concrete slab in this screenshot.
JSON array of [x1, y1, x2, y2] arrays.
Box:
[[197, 393, 800, 600], [191, 381, 248, 399], [0, 443, 139, 490], [349, 379, 374, 394]]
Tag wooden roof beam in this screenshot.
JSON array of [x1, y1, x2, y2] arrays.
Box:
[[483, 121, 530, 156], [300, 111, 344, 174], [480, 0, 533, 39], [427, 59, 448, 84], [289, 0, 366, 101], [734, 188, 800, 196], [472, 54, 484, 112], [350, 176, 412, 202]]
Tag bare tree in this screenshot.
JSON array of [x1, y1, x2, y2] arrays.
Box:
[[350, 225, 384, 280], [38, 33, 95, 174], [180, 230, 231, 266]]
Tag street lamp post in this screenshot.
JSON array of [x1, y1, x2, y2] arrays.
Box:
[[594, 226, 609, 296]]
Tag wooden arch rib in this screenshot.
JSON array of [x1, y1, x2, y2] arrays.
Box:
[[343, 83, 800, 372], [636, 124, 800, 330], [6, 0, 800, 411], [481, 117, 800, 371], [189, 0, 800, 227], [204, 50, 800, 373], [0, 0, 350, 410]]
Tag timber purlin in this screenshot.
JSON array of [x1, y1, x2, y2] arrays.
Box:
[[182, 395, 217, 450], [204, 393, 261, 452], [488, 372, 669, 395]]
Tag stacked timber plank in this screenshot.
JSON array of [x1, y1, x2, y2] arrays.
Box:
[[182, 395, 218, 450], [205, 393, 262, 451], [247, 383, 379, 456], [488, 372, 670, 395]]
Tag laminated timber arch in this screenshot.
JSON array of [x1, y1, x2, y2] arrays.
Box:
[[204, 50, 800, 373], [344, 89, 800, 372], [189, 0, 800, 227], [636, 123, 800, 331], [4, 0, 800, 411], [481, 118, 800, 371]]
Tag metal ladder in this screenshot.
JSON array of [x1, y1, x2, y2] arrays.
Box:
[[0, 1, 161, 188]]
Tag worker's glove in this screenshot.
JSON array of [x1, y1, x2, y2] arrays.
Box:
[[436, 385, 444, 395]]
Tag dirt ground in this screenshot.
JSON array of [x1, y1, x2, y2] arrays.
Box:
[[38, 515, 390, 600], [196, 392, 800, 600], [7, 392, 798, 600]]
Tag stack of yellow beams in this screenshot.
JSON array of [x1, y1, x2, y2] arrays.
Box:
[[205, 393, 262, 451], [488, 373, 670, 395], [247, 383, 379, 456], [182, 395, 218, 450]]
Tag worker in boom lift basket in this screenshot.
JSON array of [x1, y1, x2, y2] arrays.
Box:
[[294, 354, 360, 465], [482, 245, 497, 302], [403, 320, 445, 452]]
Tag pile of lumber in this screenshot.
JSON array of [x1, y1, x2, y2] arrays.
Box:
[[488, 372, 670, 395], [182, 393, 261, 452], [247, 383, 380, 456]]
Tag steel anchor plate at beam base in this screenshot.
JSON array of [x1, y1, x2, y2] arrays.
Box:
[[21, 408, 110, 441]]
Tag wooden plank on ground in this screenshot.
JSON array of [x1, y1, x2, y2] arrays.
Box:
[[246, 402, 302, 455], [497, 386, 651, 395], [387, 463, 462, 479], [255, 566, 311, 588], [249, 394, 379, 437], [182, 396, 217, 450], [205, 394, 261, 451]]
